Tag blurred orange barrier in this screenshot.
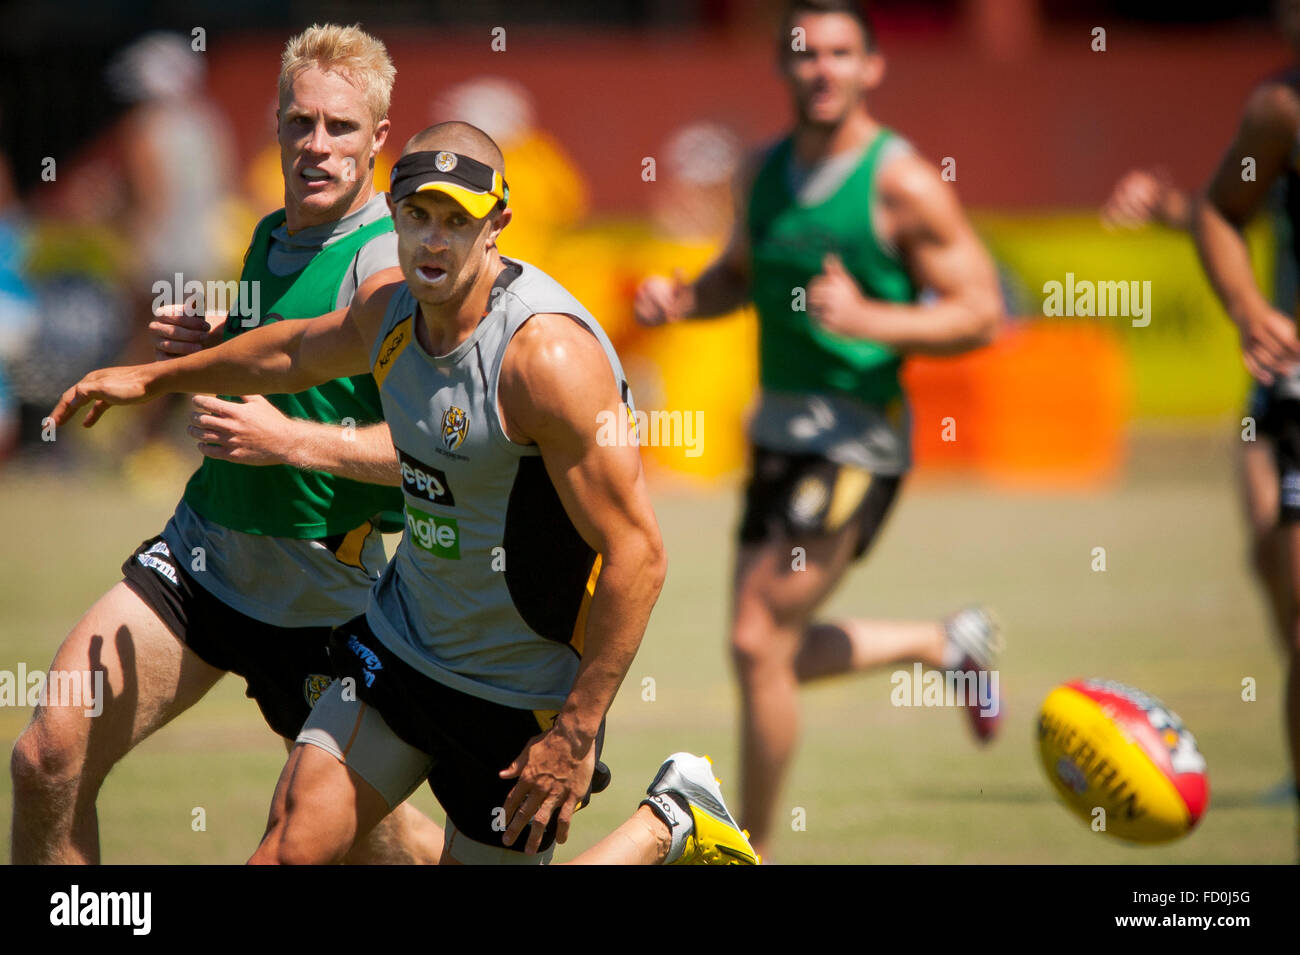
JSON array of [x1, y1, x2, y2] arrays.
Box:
[[904, 321, 1130, 487]]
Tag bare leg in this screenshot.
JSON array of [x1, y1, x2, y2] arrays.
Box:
[[1284, 526, 1300, 808], [344, 801, 444, 864], [562, 805, 670, 865], [1288, 650, 1300, 798], [795, 618, 946, 682], [1241, 439, 1292, 653], [269, 738, 444, 865], [249, 742, 392, 865], [729, 523, 862, 860], [731, 501, 969, 858], [10, 582, 226, 864]]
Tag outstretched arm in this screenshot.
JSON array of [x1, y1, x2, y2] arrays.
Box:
[[496, 314, 667, 855], [52, 275, 398, 430], [1193, 82, 1300, 384], [807, 152, 1002, 354]]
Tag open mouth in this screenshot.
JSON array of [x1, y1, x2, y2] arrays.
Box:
[[300, 167, 331, 186], [416, 265, 447, 283]]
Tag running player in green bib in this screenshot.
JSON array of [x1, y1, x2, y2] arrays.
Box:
[[635, 0, 1005, 860], [10, 24, 442, 864]]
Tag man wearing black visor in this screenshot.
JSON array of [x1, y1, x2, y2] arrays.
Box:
[[54, 121, 759, 866]]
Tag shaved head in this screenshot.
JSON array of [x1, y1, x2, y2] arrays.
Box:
[[402, 121, 504, 176], [389, 119, 513, 313]]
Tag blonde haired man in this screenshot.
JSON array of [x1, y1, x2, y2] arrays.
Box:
[[10, 23, 443, 864]]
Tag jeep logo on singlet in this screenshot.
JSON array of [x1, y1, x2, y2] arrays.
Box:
[[398, 449, 455, 507]]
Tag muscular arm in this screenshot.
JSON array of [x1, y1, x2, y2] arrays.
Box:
[[1192, 83, 1300, 382], [268, 421, 398, 484], [809, 153, 1002, 355], [53, 274, 397, 429], [178, 264, 404, 484], [497, 313, 667, 851], [188, 397, 400, 486]]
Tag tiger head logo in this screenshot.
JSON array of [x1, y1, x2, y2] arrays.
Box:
[[303, 673, 333, 708], [442, 406, 469, 451]]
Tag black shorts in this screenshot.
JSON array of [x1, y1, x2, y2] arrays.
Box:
[[325, 615, 611, 855], [1269, 398, 1300, 523], [121, 535, 336, 740], [739, 447, 903, 559], [1249, 381, 1282, 439]]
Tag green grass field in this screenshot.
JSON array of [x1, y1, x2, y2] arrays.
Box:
[[0, 424, 1293, 864]]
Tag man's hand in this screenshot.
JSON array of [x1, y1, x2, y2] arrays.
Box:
[[1101, 168, 1189, 231], [633, 269, 694, 327], [150, 303, 226, 360], [498, 724, 596, 855], [188, 394, 291, 465], [52, 365, 156, 428], [1234, 304, 1300, 385], [808, 254, 882, 339]]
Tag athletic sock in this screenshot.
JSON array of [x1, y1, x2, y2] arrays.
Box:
[[940, 620, 967, 669], [641, 792, 694, 864]]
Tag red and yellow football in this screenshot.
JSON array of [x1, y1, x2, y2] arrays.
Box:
[[1037, 679, 1209, 843]]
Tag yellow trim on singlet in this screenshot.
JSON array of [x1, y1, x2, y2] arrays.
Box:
[[568, 554, 603, 657], [373, 316, 413, 390], [333, 521, 371, 571]]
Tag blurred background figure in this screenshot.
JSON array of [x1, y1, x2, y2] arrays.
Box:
[[0, 152, 34, 462], [430, 76, 588, 268], [620, 121, 756, 480], [104, 31, 238, 481], [107, 31, 236, 302], [1102, 164, 1295, 690], [0, 141, 130, 466], [651, 122, 744, 244]]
